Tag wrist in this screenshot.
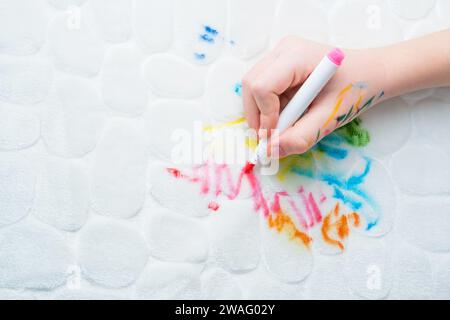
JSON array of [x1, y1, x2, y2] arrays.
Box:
[[382, 30, 450, 99]]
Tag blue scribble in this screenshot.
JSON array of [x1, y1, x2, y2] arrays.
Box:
[[200, 33, 215, 43], [291, 166, 314, 179], [200, 25, 219, 44], [233, 83, 242, 97], [332, 187, 362, 210], [229, 40, 236, 46], [290, 133, 380, 229], [347, 159, 371, 187], [314, 143, 348, 160], [321, 133, 343, 144], [204, 25, 219, 36], [194, 52, 206, 60], [366, 220, 378, 231]]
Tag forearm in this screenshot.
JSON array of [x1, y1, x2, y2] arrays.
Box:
[[382, 29, 450, 99]]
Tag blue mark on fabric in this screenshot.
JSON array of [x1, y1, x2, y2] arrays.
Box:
[[204, 25, 219, 36], [200, 34, 215, 43], [200, 25, 219, 44], [321, 133, 343, 144], [233, 83, 242, 96], [347, 158, 371, 188], [366, 220, 378, 231], [194, 52, 206, 60], [290, 143, 379, 229], [332, 187, 362, 210], [291, 166, 314, 179]]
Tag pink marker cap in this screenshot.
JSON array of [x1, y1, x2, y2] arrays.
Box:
[[327, 48, 345, 66]]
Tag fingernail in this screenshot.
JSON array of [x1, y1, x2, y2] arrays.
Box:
[[278, 147, 287, 159], [268, 141, 282, 159]]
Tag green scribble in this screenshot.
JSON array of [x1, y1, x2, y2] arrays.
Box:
[[335, 118, 370, 147]]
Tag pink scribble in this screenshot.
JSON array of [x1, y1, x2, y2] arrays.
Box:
[[208, 201, 220, 211], [308, 192, 323, 223], [166, 161, 324, 228], [319, 192, 327, 204]]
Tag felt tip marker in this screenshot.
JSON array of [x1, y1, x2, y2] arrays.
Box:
[[250, 48, 345, 165]]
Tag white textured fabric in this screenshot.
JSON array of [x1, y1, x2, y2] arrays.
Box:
[[0, 0, 449, 300]]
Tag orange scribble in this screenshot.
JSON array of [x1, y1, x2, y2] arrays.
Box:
[[268, 211, 312, 248], [321, 203, 360, 251]]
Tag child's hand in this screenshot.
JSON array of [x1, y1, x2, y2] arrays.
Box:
[[242, 37, 387, 158]]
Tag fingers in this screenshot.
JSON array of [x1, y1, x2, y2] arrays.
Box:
[[242, 53, 276, 131], [247, 53, 307, 138], [269, 101, 327, 158]]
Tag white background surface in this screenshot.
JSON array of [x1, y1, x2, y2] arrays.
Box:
[[0, 0, 449, 299]]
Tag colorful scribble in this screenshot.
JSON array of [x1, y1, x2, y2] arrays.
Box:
[[330, 83, 385, 129], [321, 203, 360, 250], [334, 118, 370, 147], [165, 82, 384, 251]]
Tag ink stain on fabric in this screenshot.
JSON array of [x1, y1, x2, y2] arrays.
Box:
[[199, 25, 219, 43], [233, 82, 242, 97]]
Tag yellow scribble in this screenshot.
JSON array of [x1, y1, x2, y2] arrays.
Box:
[[245, 137, 258, 151], [354, 93, 363, 112], [322, 84, 353, 129], [276, 157, 298, 182], [203, 117, 246, 133]]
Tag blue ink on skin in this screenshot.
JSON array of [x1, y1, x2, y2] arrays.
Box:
[[194, 52, 206, 60], [233, 83, 242, 96]]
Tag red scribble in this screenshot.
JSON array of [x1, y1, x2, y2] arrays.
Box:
[[165, 161, 323, 228], [243, 162, 255, 174], [166, 168, 183, 179], [298, 187, 323, 227], [308, 192, 323, 223], [272, 191, 308, 229], [208, 201, 220, 211], [168, 161, 270, 217]]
